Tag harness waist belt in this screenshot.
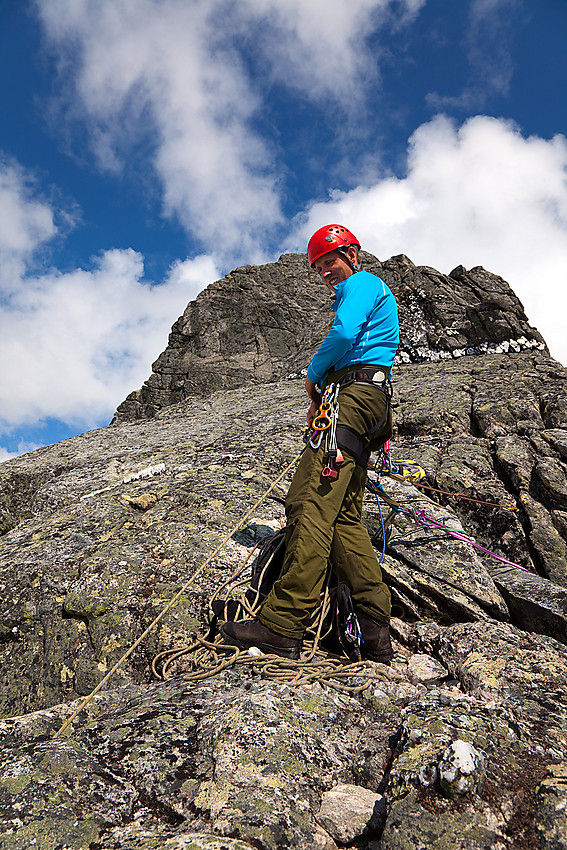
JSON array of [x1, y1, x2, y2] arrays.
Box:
[[340, 366, 390, 390]]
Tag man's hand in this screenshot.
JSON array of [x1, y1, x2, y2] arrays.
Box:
[[305, 377, 321, 426], [305, 377, 319, 403], [306, 400, 318, 427]]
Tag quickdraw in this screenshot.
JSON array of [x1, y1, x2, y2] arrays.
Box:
[[306, 383, 345, 481]]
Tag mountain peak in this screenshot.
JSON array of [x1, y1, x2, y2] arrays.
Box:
[[113, 253, 546, 423]]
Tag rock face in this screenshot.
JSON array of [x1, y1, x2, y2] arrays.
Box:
[[1, 252, 567, 849], [113, 252, 546, 422], [113, 254, 332, 422]]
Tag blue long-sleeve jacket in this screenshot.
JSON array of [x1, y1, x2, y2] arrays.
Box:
[[306, 269, 399, 385]]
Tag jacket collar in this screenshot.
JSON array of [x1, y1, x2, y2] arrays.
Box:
[[330, 273, 354, 310]]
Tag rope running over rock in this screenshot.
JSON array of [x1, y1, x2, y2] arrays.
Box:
[[55, 443, 523, 737]]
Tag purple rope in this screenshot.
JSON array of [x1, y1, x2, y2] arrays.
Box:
[[377, 450, 534, 575], [413, 509, 533, 573]]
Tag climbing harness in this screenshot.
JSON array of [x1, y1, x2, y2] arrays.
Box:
[[340, 366, 393, 460], [305, 366, 393, 477]]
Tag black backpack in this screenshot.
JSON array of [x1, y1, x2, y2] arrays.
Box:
[[208, 528, 362, 662]]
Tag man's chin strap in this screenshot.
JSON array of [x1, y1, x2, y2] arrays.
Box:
[[337, 246, 362, 273]]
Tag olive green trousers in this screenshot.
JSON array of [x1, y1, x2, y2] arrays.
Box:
[[259, 381, 392, 638]]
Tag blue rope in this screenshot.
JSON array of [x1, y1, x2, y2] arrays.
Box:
[[366, 475, 395, 565]]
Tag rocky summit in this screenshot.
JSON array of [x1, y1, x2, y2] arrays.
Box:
[[1, 253, 567, 850]]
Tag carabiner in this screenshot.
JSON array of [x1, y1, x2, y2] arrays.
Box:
[[308, 428, 324, 449]]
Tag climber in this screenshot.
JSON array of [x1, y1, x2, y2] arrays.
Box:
[[221, 224, 400, 663]]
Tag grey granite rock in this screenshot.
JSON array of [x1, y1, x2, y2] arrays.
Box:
[[112, 252, 547, 423], [317, 783, 385, 842], [1, 253, 567, 848]]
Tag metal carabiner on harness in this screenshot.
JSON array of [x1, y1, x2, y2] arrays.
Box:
[[306, 384, 336, 450], [306, 427, 324, 450]]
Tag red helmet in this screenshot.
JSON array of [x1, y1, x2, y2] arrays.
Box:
[[307, 224, 361, 267]]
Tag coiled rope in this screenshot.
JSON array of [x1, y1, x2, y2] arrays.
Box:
[[152, 546, 396, 693], [56, 437, 523, 737]]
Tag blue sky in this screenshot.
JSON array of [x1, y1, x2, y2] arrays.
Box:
[[1, 0, 566, 462]]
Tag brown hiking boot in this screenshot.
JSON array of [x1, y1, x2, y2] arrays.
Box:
[[357, 612, 393, 665], [220, 618, 301, 660]]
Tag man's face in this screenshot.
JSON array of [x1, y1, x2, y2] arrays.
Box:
[[314, 248, 355, 295]]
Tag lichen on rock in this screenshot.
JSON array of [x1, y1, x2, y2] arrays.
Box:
[[1, 253, 566, 848]]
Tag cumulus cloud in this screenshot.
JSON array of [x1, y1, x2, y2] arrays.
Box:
[[295, 115, 567, 366], [34, 0, 424, 260], [35, 0, 277, 259], [0, 160, 219, 432]]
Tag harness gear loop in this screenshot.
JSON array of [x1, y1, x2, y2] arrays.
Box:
[[319, 384, 341, 480], [306, 383, 337, 449]]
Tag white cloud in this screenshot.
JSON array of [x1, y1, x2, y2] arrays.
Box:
[[467, 0, 519, 95], [295, 115, 567, 366], [0, 160, 219, 431], [34, 0, 424, 260], [233, 0, 425, 102], [0, 159, 56, 291], [0, 441, 42, 466]]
